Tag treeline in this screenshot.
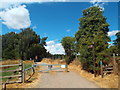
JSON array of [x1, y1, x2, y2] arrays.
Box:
[[47, 54, 65, 60], [2, 28, 51, 61], [61, 6, 120, 73]]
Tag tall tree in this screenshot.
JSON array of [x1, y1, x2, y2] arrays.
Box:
[[18, 28, 40, 60], [75, 6, 110, 72], [61, 37, 76, 64]]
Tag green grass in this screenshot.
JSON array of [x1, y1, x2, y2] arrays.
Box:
[[23, 63, 32, 69], [0, 62, 33, 82]]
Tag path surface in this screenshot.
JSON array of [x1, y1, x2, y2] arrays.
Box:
[[34, 63, 101, 88]]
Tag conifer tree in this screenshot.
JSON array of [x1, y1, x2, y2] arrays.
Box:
[[75, 6, 110, 72]]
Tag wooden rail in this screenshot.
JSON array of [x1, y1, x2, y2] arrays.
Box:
[[0, 64, 22, 67], [24, 66, 34, 71], [23, 65, 35, 82], [0, 75, 22, 79]]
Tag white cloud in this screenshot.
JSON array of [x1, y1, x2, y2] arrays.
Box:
[[66, 29, 71, 32], [108, 30, 119, 36], [90, 0, 108, 10], [0, 0, 68, 30], [0, 5, 31, 30], [32, 26, 37, 29], [45, 40, 65, 55]]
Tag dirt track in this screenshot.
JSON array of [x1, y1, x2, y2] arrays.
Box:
[[33, 63, 101, 88]]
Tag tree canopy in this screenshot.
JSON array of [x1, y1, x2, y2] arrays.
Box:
[[2, 28, 50, 61], [61, 37, 76, 64]]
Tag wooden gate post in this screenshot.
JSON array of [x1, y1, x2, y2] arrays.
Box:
[[20, 60, 25, 83], [19, 60, 23, 83], [113, 53, 117, 75], [3, 83, 6, 90]]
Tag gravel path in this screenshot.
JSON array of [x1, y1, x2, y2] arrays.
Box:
[[34, 63, 101, 88]]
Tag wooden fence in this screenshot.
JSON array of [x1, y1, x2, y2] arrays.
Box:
[[0, 62, 22, 84], [0, 60, 35, 89], [100, 59, 120, 78]]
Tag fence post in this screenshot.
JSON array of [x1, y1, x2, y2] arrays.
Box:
[[3, 83, 6, 90], [19, 60, 22, 83], [113, 53, 117, 75], [100, 61, 103, 78], [20, 60, 25, 83]]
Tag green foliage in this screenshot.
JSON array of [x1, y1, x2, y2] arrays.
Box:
[[29, 44, 47, 61], [107, 46, 118, 56], [2, 28, 49, 61], [75, 6, 110, 71], [61, 37, 76, 64], [114, 31, 120, 55]]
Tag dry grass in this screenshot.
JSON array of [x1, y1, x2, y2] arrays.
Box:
[[1, 59, 34, 65], [69, 60, 118, 88], [0, 59, 20, 65]]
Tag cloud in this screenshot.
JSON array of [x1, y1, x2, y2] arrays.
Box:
[[0, 5, 31, 30], [32, 26, 37, 29], [45, 40, 65, 55], [0, 2, 21, 9], [108, 30, 119, 36], [66, 29, 71, 32], [0, 0, 68, 30], [90, 0, 108, 10]]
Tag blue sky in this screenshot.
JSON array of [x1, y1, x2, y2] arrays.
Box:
[[0, 1, 119, 54]]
